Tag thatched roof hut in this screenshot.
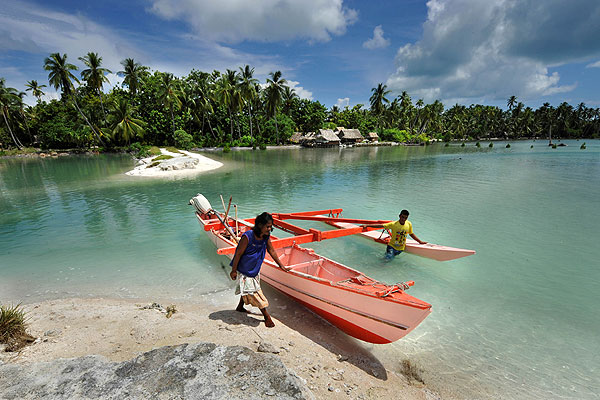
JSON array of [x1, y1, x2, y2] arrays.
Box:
[[337, 129, 363, 143], [289, 132, 305, 144], [367, 132, 380, 141], [315, 129, 340, 146]]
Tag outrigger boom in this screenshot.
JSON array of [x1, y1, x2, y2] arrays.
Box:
[[208, 209, 393, 255]]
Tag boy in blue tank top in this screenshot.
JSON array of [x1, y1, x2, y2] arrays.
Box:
[[230, 212, 288, 327]]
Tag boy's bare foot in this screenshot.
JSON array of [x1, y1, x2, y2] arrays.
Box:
[[265, 317, 275, 328], [236, 306, 249, 313]]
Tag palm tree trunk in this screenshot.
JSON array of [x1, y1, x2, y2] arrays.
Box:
[[171, 106, 175, 135], [99, 90, 107, 122], [71, 95, 104, 146], [2, 109, 23, 149], [274, 112, 279, 145], [249, 105, 253, 147], [229, 107, 233, 143]]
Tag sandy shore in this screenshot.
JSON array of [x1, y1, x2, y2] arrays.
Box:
[[1, 295, 442, 400], [125, 148, 223, 177]]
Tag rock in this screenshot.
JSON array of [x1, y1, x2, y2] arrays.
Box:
[[257, 341, 280, 354], [0, 342, 314, 399], [158, 156, 199, 171], [44, 329, 62, 337]]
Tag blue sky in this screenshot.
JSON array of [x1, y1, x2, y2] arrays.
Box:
[[1, 0, 599, 109]]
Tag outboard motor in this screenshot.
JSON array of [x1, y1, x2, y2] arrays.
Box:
[[190, 194, 212, 214]]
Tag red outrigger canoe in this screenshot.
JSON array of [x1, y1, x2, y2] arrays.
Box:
[[190, 194, 432, 344]]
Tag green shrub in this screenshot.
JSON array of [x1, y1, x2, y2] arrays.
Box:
[[461, 142, 465, 147], [476, 142, 481, 147], [165, 146, 182, 154], [489, 142, 493, 148], [152, 155, 173, 161], [173, 129, 193, 150], [0, 303, 35, 352], [259, 143, 267, 150], [223, 144, 231, 153], [444, 142, 449, 147], [506, 143, 511, 148]]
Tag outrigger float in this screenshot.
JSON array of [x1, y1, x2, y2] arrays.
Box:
[[190, 194, 472, 344]]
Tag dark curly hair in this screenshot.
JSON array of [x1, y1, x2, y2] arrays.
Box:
[[252, 212, 273, 236]]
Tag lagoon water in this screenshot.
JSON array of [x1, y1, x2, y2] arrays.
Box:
[[1, 141, 599, 399]]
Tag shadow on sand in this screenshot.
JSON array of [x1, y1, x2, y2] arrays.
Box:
[[208, 309, 264, 328], [253, 285, 388, 380]]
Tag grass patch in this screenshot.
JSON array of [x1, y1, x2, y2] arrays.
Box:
[[0, 147, 39, 157], [165, 146, 182, 154], [146, 161, 160, 168], [152, 155, 173, 161], [400, 359, 424, 384], [0, 304, 35, 352]]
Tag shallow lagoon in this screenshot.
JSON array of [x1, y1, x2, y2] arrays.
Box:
[[1, 140, 599, 399]]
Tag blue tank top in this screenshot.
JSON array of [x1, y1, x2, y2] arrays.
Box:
[[230, 230, 268, 277]]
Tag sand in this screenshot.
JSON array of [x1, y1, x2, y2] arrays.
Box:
[[1, 295, 442, 400], [125, 148, 223, 177]]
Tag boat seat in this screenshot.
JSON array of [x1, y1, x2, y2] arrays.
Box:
[[287, 259, 324, 275]]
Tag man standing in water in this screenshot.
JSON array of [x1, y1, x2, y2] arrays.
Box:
[[362, 210, 427, 259], [230, 212, 288, 327]]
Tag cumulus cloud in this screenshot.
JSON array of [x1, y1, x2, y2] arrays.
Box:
[[148, 0, 358, 42], [336, 97, 349, 108], [363, 25, 390, 49], [287, 80, 313, 100], [387, 0, 600, 104]]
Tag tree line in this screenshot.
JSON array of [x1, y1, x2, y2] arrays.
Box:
[[1, 52, 599, 152]]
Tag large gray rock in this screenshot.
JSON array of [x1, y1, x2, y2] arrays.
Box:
[[158, 157, 199, 171], [0, 342, 313, 400]]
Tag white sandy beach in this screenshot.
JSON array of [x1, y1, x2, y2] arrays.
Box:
[[1, 296, 443, 400], [125, 148, 223, 177]]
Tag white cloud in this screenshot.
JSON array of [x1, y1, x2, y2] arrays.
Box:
[[336, 97, 349, 108], [387, 0, 600, 104], [148, 0, 358, 43], [0, 1, 142, 73], [287, 80, 313, 100], [586, 60, 600, 68], [363, 25, 390, 50]]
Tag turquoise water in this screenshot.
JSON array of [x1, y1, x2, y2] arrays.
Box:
[[1, 141, 599, 399]]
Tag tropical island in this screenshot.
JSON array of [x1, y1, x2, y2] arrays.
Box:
[[1, 52, 599, 157]]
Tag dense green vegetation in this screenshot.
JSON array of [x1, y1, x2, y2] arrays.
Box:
[[1, 52, 599, 152]]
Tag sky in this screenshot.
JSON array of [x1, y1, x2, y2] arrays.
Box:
[[1, 0, 600, 109]]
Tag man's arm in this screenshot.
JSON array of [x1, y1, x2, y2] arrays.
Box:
[[410, 233, 427, 244], [230, 235, 248, 280], [361, 223, 385, 230], [267, 238, 289, 271]]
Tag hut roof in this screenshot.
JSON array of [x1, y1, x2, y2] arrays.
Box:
[[317, 129, 340, 142], [338, 129, 363, 140], [289, 132, 305, 143], [367, 132, 380, 139], [335, 127, 345, 132]]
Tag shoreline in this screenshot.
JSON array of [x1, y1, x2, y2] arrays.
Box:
[[1, 295, 442, 399]]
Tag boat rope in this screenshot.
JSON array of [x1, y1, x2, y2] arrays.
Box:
[[379, 282, 413, 297]]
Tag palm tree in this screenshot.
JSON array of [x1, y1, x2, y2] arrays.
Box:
[[215, 70, 240, 142], [118, 58, 146, 96], [265, 71, 287, 145], [370, 83, 391, 131], [282, 86, 298, 115], [239, 65, 258, 146], [25, 80, 46, 103], [79, 52, 111, 116], [44, 52, 104, 145], [507, 95, 517, 111], [0, 78, 24, 148], [157, 73, 182, 135], [107, 98, 146, 144]]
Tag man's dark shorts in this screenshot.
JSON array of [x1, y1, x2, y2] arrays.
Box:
[[385, 245, 403, 259]]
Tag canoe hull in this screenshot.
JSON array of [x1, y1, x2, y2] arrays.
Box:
[[328, 221, 476, 261], [196, 212, 431, 344]]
